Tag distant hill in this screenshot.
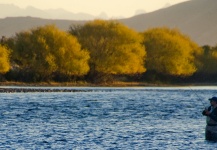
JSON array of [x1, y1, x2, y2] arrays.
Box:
[[0, 0, 217, 46], [120, 0, 217, 46], [0, 16, 85, 38]]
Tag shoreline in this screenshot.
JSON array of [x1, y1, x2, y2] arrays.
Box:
[[0, 81, 167, 87], [0, 81, 216, 87], [0, 81, 217, 87], [0, 81, 216, 93]]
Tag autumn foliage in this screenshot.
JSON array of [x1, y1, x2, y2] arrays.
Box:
[[69, 20, 146, 82], [9, 25, 89, 81], [0, 45, 10, 74], [0, 20, 215, 84], [142, 27, 202, 76]]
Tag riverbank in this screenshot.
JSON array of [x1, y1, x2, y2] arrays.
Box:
[[0, 81, 216, 93], [0, 81, 159, 93], [0, 87, 97, 93], [0, 81, 216, 87], [0, 81, 162, 87]]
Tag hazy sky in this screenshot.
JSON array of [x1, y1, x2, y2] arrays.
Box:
[[0, 0, 190, 17]]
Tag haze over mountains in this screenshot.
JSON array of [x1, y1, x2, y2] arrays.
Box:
[[0, 4, 110, 20], [0, 0, 217, 46]]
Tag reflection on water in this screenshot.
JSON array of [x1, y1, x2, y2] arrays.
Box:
[[0, 87, 217, 149]]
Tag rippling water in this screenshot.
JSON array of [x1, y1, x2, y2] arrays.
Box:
[[1, 86, 217, 149]]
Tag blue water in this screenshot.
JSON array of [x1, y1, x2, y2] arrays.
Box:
[[1, 86, 217, 149]]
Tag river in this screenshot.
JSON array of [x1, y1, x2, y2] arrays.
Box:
[[0, 86, 217, 149]]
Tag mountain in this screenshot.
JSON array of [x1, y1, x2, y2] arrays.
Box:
[[0, 0, 217, 46], [120, 0, 217, 46], [0, 4, 107, 20]]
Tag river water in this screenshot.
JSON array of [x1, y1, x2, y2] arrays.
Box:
[[1, 86, 217, 149]]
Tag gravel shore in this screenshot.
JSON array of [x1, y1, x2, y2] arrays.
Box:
[[0, 88, 94, 93]]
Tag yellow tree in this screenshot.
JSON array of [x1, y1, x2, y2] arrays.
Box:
[[13, 25, 89, 81], [0, 45, 10, 74], [69, 20, 146, 82], [142, 27, 202, 76]]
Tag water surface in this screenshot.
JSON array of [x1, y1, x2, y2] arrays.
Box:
[[0, 86, 216, 149]]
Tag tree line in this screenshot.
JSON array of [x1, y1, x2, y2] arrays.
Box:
[[0, 19, 217, 84]]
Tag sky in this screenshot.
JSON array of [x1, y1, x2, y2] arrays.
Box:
[[0, 0, 190, 18]]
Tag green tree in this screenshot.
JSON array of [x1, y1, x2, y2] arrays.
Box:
[[142, 27, 202, 76], [0, 45, 10, 74], [12, 25, 89, 81], [69, 20, 146, 82], [198, 45, 217, 75]]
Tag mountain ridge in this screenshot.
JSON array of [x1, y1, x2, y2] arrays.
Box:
[[0, 4, 108, 20], [120, 0, 217, 46]]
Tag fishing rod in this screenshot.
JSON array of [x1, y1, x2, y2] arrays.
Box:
[[188, 86, 207, 108]]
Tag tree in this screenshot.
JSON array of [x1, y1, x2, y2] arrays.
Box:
[[69, 20, 146, 82], [12, 25, 89, 81], [142, 27, 202, 76], [198, 45, 217, 75], [0, 45, 10, 74]]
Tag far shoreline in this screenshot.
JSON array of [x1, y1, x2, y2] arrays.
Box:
[[0, 81, 216, 93], [0, 81, 216, 87]]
